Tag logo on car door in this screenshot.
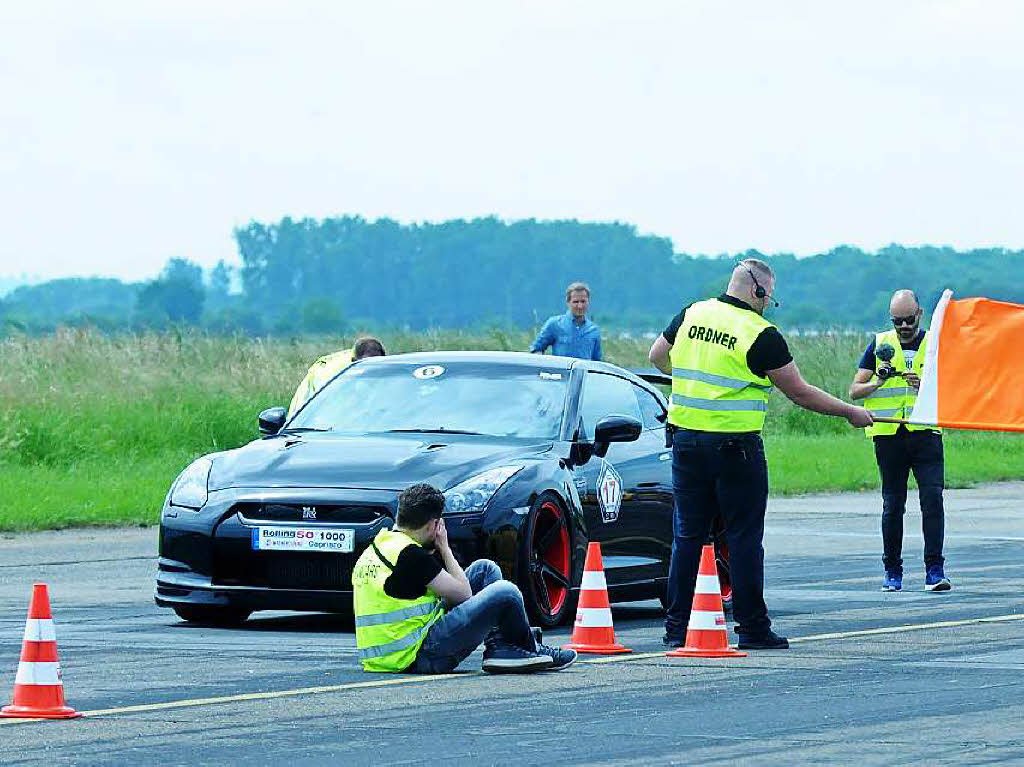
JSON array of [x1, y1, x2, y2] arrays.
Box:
[[597, 461, 623, 523]]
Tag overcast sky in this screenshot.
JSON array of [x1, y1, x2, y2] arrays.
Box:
[[1, 0, 1022, 282]]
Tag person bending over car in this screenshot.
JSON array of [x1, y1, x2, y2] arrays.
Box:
[[287, 336, 386, 417], [352, 483, 577, 674]]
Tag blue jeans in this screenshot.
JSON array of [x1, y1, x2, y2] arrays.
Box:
[[874, 430, 945, 571], [665, 429, 772, 640], [410, 560, 533, 673]]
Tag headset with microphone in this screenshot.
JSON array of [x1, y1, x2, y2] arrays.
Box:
[[745, 267, 779, 308]]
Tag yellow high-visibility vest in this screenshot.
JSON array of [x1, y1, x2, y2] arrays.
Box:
[[864, 330, 938, 438], [287, 347, 354, 417], [352, 529, 444, 673], [668, 299, 775, 433]]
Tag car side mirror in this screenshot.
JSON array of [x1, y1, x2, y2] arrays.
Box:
[[593, 414, 642, 458], [258, 406, 287, 436]]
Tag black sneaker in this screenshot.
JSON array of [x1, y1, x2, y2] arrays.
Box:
[[736, 630, 789, 650], [536, 642, 578, 671], [662, 633, 685, 647], [482, 643, 554, 674]]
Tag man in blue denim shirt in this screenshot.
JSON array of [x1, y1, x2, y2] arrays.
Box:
[[530, 282, 603, 360]]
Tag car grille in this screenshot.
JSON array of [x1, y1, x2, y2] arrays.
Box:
[[212, 504, 391, 591], [265, 554, 355, 590], [213, 551, 356, 590], [235, 503, 389, 524]]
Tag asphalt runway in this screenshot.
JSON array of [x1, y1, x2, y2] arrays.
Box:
[[1, 483, 1023, 766]]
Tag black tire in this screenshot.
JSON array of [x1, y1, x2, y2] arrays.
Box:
[[519, 493, 576, 629], [173, 605, 252, 626]]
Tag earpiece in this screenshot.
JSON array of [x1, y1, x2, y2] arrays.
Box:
[[744, 267, 778, 306]]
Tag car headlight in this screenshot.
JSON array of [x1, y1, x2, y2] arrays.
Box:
[[445, 466, 524, 514], [169, 457, 213, 509]]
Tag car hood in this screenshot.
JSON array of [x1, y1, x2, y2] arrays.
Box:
[[207, 433, 554, 492]]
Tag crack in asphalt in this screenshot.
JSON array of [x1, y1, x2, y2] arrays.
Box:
[[0, 556, 153, 569]]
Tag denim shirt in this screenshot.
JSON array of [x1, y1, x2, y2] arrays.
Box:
[[529, 311, 603, 360]]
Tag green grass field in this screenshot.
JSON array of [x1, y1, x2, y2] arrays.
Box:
[[1, 329, 1022, 531]]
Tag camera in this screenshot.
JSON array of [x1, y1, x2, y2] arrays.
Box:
[[875, 343, 902, 381]]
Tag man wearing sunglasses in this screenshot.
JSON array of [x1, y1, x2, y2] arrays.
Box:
[[849, 290, 950, 593]]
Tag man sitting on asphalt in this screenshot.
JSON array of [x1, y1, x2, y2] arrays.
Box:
[[352, 483, 577, 674], [287, 336, 386, 417]]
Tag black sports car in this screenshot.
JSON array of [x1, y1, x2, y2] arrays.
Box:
[[155, 351, 730, 628]]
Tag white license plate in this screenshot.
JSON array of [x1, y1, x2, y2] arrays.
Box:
[[250, 526, 355, 553]]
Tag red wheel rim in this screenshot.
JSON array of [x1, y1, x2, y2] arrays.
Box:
[[529, 500, 570, 616]]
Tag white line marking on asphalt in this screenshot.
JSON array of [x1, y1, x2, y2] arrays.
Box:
[[785, 613, 1024, 643], [766, 529, 1024, 543], [1, 612, 1022, 725], [0, 673, 460, 725], [585, 613, 1024, 663]]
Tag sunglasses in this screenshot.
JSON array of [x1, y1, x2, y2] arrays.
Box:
[[891, 314, 918, 327]]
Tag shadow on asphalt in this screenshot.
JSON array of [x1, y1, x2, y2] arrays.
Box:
[[165, 601, 667, 634], [607, 602, 664, 623], [169, 612, 356, 633]]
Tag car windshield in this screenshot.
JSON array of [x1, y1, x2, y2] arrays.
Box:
[[288, 361, 568, 440]]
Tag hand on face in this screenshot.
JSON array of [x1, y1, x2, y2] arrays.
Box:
[[432, 518, 449, 552]]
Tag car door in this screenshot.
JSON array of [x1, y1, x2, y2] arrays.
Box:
[[630, 382, 674, 581], [572, 371, 672, 588]]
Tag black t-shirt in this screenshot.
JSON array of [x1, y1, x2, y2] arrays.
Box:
[[857, 330, 925, 372], [662, 295, 793, 378], [381, 543, 443, 600]]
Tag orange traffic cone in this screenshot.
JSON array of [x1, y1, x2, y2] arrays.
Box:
[[666, 544, 747, 659], [1, 584, 80, 718], [563, 542, 631, 654]]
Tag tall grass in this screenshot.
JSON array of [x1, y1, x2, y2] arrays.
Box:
[[1, 328, 1021, 531]]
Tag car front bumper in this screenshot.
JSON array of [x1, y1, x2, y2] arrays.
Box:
[[155, 486, 501, 615]]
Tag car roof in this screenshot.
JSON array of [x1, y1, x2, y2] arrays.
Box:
[[358, 350, 579, 370], [355, 351, 662, 397]]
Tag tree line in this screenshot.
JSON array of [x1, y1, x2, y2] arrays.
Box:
[[3, 215, 1022, 335]]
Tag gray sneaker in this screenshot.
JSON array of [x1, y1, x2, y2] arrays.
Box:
[[482, 643, 554, 674], [536, 642, 578, 671], [529, 626, 577, 670]]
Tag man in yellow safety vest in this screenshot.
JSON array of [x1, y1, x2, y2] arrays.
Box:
[[649, 259, 873, 650], [287, 336, 386, 418], [849, 290, 950, 593], [352, 483, 577, 674]]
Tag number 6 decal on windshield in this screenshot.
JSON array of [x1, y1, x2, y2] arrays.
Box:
[[597, 460, 623, 523], [413, 365, 445, 379]]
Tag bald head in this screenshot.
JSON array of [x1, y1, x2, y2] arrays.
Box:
[[726, 259, 775, 314], [889, 290, 919, 316], [889, 289, 922, 340]]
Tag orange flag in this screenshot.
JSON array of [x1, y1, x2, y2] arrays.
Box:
[[911, 290, 1024, 432]]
